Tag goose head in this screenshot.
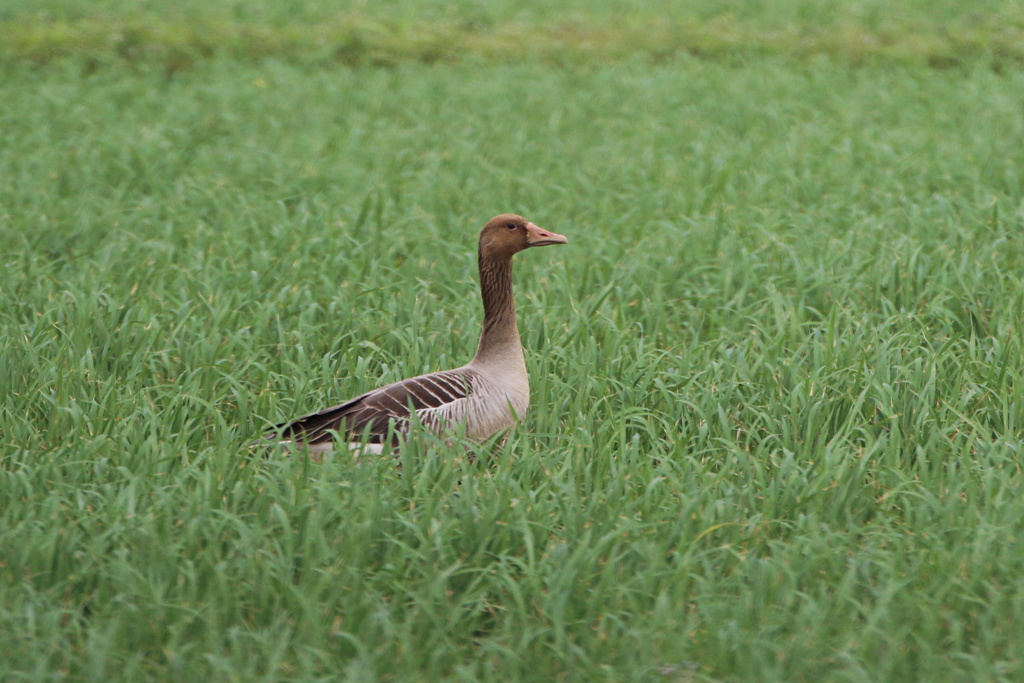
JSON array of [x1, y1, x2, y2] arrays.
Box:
[[479, 214, 568, 260]]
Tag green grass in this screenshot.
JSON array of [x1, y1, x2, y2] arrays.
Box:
[[2, 3, 1024, 680], [3, 0, 1024, 70]]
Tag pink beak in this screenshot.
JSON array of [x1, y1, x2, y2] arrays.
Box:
[[525, 223, 568, 247]]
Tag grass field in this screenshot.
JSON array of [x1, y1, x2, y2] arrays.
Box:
[[2, 1, 1024, 681], [4, 0, 1024, 70]]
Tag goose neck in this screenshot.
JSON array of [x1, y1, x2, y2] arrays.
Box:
[[472, 253, 523, 365]]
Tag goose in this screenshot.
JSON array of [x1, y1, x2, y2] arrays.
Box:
[[257, 214, 568, 459]]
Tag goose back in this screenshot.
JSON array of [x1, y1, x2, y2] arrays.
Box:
[[271, 367, 483, 446]]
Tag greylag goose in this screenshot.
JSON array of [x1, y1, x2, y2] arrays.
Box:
[[259, 214, 568, 458]]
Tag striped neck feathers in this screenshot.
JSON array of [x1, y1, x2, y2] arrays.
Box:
[[471, 249, 524, 366]]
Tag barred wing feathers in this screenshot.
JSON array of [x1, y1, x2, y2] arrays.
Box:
[[268, 369, 478, 446]]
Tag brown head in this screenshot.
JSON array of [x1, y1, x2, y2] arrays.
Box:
[[478, 214, 568, 261]]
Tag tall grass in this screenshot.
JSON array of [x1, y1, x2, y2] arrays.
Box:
[[2, 22, 1024, 683]]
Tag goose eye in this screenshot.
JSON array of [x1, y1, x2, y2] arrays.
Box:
[[506, 222, 517, 230]]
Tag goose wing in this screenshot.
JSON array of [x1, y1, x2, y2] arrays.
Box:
[[266, 368, 477, 446]]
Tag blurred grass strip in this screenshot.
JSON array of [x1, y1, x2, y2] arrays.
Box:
[[3, 11, 1024, 70]]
